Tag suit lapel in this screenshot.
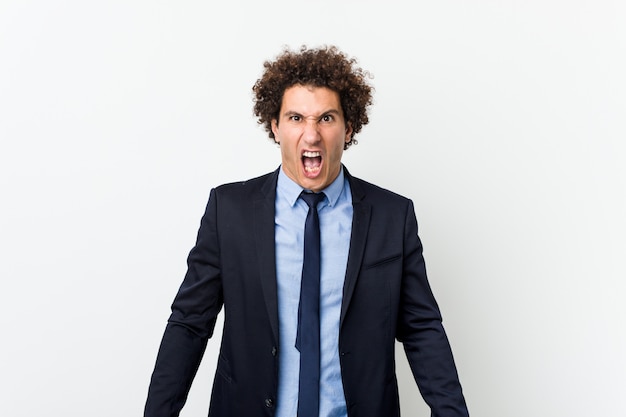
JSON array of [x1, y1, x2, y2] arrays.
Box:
[[254, 169, 280, 344], [340, 169, 371, 326], [252, 167, 370, 337]]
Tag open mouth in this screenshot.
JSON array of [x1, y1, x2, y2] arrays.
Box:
[[302, 151, 322, 176]]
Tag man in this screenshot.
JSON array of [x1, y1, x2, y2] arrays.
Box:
[[145, 45, 469, 417]]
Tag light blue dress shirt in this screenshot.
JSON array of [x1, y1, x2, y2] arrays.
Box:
[[274, 166, 353, 417]]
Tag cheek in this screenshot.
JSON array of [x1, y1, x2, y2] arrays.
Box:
[[330, 143, 345, 161], [281, 143, 300, 166]]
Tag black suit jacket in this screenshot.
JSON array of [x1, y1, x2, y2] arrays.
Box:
[[145, 167, 469, 417]]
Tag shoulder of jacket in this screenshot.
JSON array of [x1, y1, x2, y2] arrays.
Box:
[[349, 175, 411, 205], [213, 171, 275, 193]]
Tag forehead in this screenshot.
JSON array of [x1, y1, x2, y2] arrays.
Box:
[[280, 85, 342, 115]]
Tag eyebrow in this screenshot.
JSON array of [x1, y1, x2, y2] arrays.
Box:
[[282, 109, 342, 118]]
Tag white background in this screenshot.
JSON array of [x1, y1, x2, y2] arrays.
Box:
[[1, 1, 625, 416]]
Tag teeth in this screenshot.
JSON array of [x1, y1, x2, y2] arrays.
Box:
[[304, 166, 321, 172], [303, 151, 321, 157]]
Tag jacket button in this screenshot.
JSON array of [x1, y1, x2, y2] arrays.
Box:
[[271, 346, 277, 357], [264, 398, 274, 408]]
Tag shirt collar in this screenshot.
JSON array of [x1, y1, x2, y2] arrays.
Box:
[[277, 165, 346, 208]]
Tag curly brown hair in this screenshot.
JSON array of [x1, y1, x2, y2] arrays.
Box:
[[252, 45, 374, 150]]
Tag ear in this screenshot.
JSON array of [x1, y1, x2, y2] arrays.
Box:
[[345, 122, 353, 143], [271, 119, 279, 141]]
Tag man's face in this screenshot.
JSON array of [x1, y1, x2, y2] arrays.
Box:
[[272, 85, 353, 193]]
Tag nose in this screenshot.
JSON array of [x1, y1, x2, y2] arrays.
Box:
[[302, 119, 321, 144]]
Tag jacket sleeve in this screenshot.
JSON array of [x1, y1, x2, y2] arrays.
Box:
[[397, 200, 470, 417], [144, 189, 224, 417]]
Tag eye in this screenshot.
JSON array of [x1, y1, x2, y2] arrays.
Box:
[[321, 114, 334, 122], [289, 115, 301, 122]]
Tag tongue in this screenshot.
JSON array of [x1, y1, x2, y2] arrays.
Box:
[[303, 156, 322, 169]]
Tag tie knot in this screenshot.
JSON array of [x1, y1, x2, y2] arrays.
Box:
[[300, 191, 326, 209]]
